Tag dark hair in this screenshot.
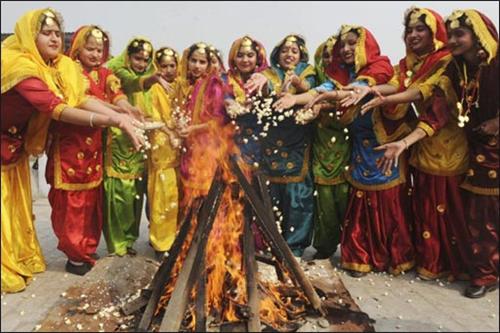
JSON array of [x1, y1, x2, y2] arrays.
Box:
[[187, 42, 212, 63], [404, 12, 430, 37], [127, 39, 152, 58]]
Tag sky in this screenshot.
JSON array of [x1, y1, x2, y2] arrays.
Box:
[[1, 1, 499, 65]]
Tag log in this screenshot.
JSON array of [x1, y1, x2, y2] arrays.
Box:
[[159, 174, 226, 332], [229, 155, 326, 316], [136, 200, 201, 331], [254, 173, 288, 283], [243, 219, 261, 332], [194, 257, 206, 332]]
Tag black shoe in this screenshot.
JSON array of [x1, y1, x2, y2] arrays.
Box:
[[89, 253, 100, 260], [155, 250, 165, 262], [349, 270, 367, 278], [126, 247, 137, 256], [65, 261, 91, 276], [313, 252, 332, 260], [465, 283, 499, 298]]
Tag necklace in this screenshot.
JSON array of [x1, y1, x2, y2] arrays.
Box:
[[455, 61, 481, 128]]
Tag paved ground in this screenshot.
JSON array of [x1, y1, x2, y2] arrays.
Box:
[[1, 197, 498, 332]]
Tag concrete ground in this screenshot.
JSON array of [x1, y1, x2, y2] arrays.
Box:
[[1, 197, 498, 332]]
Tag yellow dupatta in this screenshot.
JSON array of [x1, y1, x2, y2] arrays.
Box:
[[1, 8, 88, 156]]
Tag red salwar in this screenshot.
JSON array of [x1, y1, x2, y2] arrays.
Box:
[[341, 184, 415, 274], [411, 170, 470, 279]]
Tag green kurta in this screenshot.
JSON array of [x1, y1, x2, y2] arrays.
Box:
[[311, 93, 351, 258], [103, 38, 154, 255]]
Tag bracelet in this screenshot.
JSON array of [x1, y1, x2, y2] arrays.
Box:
[[89, 113, 95, 128], [402, 139, 408, 150]]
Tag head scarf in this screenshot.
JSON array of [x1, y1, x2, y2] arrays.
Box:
[[446, 9, 498, 64], [314, 35, 336, 83], [227, 36, 268, 101], [154, 46, 180, 72], [1, 8, 88, 155], [107, 36, 155, 76], [326, 25, 394, 87], [270, 34, 309, 69], [67, 25, 111, 64]]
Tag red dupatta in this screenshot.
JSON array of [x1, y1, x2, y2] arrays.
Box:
[[325, 25, 394, 87]]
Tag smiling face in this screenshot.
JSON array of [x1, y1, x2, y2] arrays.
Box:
[[447, 25, 476, 59], [188, 49, 209, 80], [405, 20, 434, 56], [278, 41, 300, 70], [235, 46, 257, 75], [36, 20, 62, 63], [78, 35, 104, 70], [339, 31, 358, 65], [129, 51, 150, 73]]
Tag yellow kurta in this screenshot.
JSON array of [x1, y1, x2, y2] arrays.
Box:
[[147, 83, 180, 251]]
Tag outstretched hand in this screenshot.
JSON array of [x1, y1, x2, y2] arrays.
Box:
[[273, 93, 296, 111], [360, 93, 385, 115], [340, 85, 372, 108], [244, 73, 267, 95], [373, 140, 406, 175]]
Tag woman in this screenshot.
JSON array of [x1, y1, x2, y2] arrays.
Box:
[[148, 46, 181, 260], [444, 9, 499, 298], [247, 34, 316, 257], [225, 36, 268, 168], [304, 25, 414, 276], [45, 25, 143, 275], [371, 8, 472, 281], [105, 37, 159, 256], [178, 42, 233, 206], [1, 8, 141, 292]]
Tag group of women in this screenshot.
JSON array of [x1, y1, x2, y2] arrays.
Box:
[[1, 6, 497, 301]]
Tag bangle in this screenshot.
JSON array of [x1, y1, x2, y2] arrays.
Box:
[[89, 113, 95, 128], [402, 139, 408, 150]]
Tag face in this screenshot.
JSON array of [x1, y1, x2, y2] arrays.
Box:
[[278, 41, 300, 70], [158, 56, 177, 82], [211, 54, 222, 73], [339, 32, 358, 65], [235, 46, 258, 74], [188, 49, 209, 79], [78, 35, 104, 69], [129, 51, 150, 73], [36, 21, 62, 63], [447, 25, 476, 58], [405, 20, 433, 56]]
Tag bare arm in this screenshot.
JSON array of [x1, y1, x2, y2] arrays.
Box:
[[374, 127, 427, 174]]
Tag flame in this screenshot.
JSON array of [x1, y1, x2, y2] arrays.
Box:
[[155, 88, 308, 330]]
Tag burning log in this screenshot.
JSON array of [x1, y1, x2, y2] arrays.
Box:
[[136, 200, 202, 331], [159, 169, 226, 331], [194, 257, 207, 331], [228, 155, 326, 317], [243, 218, 261, 332]]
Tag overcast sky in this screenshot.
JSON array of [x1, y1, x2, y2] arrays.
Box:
[[2, 1, 498, 65]]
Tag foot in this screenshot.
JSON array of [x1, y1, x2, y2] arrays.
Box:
[[465, 283, 499, 298], [348, 270, 367, 278], [155, 250, 166, 262], [65, 261, 92, 276], [89, 253, 100, 260], [126, 247, 137, 256], [312, 252, 332, 260], [417, 273, 436, 281]]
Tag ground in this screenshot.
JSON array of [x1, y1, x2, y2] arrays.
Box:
[[1, 197, 498, 332]]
